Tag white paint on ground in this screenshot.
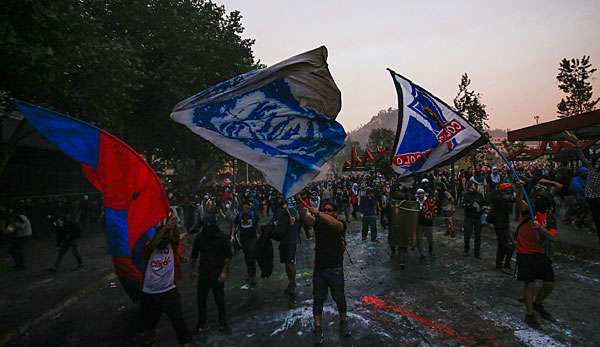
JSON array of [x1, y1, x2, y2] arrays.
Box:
[[482, 311, 568, 347], [268, 301, 392, 340]]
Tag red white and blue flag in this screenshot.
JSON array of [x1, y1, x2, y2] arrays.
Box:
[[388, 70, 487, 176], [16, 101, 169, 300]]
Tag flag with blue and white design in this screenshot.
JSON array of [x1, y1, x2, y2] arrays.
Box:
[[389, 69, 487, 176], [171, 46, 346, 197]]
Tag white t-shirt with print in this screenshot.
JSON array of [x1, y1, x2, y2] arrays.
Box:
[[143, 245, 176, 294]]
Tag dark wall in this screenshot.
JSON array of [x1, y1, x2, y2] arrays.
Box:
[[0, 146, 95, 199]]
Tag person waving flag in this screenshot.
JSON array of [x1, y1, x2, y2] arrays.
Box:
[[16, 101, 170, 301], [171, 46, 346, 198], [388, 69, 487, 176]]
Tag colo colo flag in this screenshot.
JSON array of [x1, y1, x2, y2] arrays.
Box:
[[388, 69, 487, 176], [171, 46, 346, 198], [16, 101, 170, 301]]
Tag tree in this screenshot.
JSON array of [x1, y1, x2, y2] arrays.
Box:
[[1, 0, 258, 183], [453, 73, 490, 165], [556, 55, 599, 117], [367, 128, 395, 150]]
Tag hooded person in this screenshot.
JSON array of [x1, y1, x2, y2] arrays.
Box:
[[140, 220, 192, 347]]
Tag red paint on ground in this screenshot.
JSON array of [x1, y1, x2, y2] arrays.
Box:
[[361, 295, 476, 345]]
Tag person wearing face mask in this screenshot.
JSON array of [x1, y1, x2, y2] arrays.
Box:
[[514, 179, 561, 327], [299, 201, 350, 345]]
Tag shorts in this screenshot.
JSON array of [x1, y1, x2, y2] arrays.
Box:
[[516, 253, 554, 282], [279, 243, 297, 264]]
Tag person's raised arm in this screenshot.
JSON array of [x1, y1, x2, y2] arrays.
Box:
[[564, 130, 592, 167]]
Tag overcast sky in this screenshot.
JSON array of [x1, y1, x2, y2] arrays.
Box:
[[220, 0, 600, 132]]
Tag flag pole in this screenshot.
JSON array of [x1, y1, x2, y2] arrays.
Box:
[[488, 142, 535, 220]]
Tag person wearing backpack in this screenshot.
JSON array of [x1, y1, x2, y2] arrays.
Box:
[[232, 201, 260, 287], [299, 201, 351, 345], [47, 213, 83, 272]]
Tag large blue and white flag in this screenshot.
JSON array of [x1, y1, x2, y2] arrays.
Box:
[[171, 46, 346, 197], [388, 69, 487, 176]]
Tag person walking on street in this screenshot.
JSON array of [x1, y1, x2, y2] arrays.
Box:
[[515, 183, 560, 327], [275, 197, 301, 302], [416, 189, 436, 259], [462, 182, 484, 259], [232, 201, 259, 287], [299, 201, 351, 345], [190, 215, 232, 333], [359, 190, 378, 242], [488, 184, 515, 270], [6, 209, 32, 270], [47, 213, 83, 272], [140, 220, 192, 347]]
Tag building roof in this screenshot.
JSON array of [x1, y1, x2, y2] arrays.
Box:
[[507, 109, 600, 141]]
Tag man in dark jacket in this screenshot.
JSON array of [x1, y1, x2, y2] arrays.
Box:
[[190, 215, 232, 333], [47, 213, 83, 272], [462, 182, 485, 259], [359, 190, 378, 241]]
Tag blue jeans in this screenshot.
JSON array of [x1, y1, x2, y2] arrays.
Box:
[[313, 267, 347, 317]]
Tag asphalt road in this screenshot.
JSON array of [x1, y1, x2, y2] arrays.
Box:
[[8, 217, 600, 347]]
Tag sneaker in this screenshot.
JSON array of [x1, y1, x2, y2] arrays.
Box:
[[219, 324, 232, 334], [340, 320, 351, 337], [313, 327, 324, 345], [534, 303, 555, 321], [399, 264, 406, 270], [524, 313, 540, 328]]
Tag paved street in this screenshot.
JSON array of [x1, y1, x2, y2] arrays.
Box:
[[4, 215, 600, 347]]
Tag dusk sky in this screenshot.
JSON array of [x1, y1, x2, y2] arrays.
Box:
[[220, 0, 600, 133]]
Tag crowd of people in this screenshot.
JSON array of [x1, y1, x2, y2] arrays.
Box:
[[2, 152, 599, 345]]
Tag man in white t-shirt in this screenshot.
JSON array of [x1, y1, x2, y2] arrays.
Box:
[[141, 222, 191, 346]]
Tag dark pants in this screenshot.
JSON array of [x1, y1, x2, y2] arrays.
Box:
[[495, 226, 514, 268], [588, 197, 600, 242], [463, 217, 482, 256], [141, 288, 191, 345], [197, 275, 227, 327], [54, 239, 82, 269], [240, 235, 257, 278], [313, 267, 347, 317], [361, 215, 377, 240], [8, 237, 27, 268], [352, 203, 359, 219]]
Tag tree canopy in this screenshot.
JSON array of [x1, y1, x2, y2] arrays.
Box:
[[1, 0, 258, 178], [556, 55, 599, 118]]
